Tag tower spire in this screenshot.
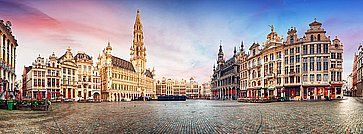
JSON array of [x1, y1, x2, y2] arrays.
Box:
[[131, 9, 147, 73], [218, 40, 223, 55], [240, 41, 244, 51], [217, 40, 224, 65]]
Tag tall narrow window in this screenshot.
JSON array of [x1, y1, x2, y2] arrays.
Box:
[[317, 44, 321, 54], [310, 35, 314, 42], [310, 57, 315, 71], [317, 34, 321, 41], [323, 44, 329, 53], [303, 45, 307, 54], [310, 44, 315, 54]]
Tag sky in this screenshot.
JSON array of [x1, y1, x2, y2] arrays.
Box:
[[0, 0, 362, 83]]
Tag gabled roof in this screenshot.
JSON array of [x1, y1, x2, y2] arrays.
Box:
[[249, 43, 260, 50], [111, 56, 135, 72], [144, 69, 153, 78], [24, 66, 32, 73]]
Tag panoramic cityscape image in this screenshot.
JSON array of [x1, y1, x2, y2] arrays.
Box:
[[0, 0, 362, 133]]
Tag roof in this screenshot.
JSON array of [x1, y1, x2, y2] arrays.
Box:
[[249, 43, 260, 50], [144, 69, 153, 78], [24, 66, 32, 73], [111, 56, 135, 72], [74, 52, 92, 61], [309, 20, 322, 26]]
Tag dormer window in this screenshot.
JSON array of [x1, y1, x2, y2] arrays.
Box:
[[310, 35, 314, 42], [253, 49, 256, 56], [335, 44, 339, 48]]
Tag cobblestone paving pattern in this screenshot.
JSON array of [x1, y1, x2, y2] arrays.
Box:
[[0, 97, 363, 134]]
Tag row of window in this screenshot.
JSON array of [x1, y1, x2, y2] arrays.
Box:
[[33, 78, 61, 87], [112, 83, 137, 91], [78, 65, 92, 72], [47, 78, 60, 87], [331, 53, 343, 59], [47, 70, 59, 77], [33, 71, 46, 77], [33, 79, 45, 87], [112, 73, 138, 82], [248, 45, 337, 69], [290, 34, 324, 44], [248, 72, 340, 87], [61, 76, 75, 85], [301, 44, 329, 55], [63, 68, 76, 75], [216, 76, 239, 86], [249, 60, 331, 79]]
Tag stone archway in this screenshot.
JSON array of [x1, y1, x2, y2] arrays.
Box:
[[93, 92, 100, 101], [114, 93, 117, 101]]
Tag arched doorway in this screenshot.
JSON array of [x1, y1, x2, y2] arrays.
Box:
[[93, 92, 100, 101]]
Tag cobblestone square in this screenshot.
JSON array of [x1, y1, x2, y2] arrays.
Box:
[[1, 97, 363, 134]]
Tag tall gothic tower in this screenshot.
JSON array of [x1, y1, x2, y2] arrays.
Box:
[[130, 9, 147, 73]]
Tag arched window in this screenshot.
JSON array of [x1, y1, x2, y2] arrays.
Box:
[[310, 35, 314, 42], [317, 34, 321, 41], [290, 36, 294, 44]]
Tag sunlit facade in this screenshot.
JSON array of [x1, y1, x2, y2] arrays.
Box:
[[98, 10, 156, 101], [156, 77, 199, 98], [0, 20, 17, 100], [239, 20, 344, 100], [75, 52, 101, 101], [23, 54, 61, 100]]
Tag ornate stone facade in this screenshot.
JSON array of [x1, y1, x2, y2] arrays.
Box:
[[211, 41, 246, 100], [238, 19, 344, 101], [23, 54, 61, 100], [155, 77, 199, 98], [74, 52, 101, 101], [58, 47, 78, 100], [23, 50, 101, 101], [0, 20, 17, 100], [98, 10, 155, 101]]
